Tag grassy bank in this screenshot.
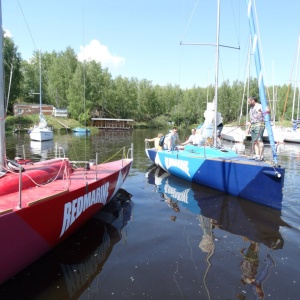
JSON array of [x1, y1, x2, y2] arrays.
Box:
[[5, 115, 99, 134]]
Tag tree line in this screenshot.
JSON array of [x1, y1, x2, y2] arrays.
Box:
[[3, 33, 296, 127]]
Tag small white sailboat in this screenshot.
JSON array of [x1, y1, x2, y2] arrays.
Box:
[[283, 127, 300, 143], [29, 113, 54, 141], [29, 51, 53, 142], [263, 126, 285, 144]]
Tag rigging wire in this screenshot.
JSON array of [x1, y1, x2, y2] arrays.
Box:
[[17, 0, 38, 51], [281, 34, 300, 123], [82, 0, 88, 162], [180, 0, 199, 42]]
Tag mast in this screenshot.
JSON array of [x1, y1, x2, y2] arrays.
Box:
[[0, 1, 6, 170], [246, 0, 278, 165], [213, 0, 221, 147], [39, 50, 43, 123], [292, 35, 300, 123]]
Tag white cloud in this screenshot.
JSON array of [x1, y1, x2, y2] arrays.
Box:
[[4, 28, 12, 38], [77, 39, 125, 69]]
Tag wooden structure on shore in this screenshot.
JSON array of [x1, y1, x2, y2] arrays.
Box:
[[14, 103, 53, 117], [91, 118, 134, 131]]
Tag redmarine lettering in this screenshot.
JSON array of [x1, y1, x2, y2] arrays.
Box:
[[60, 182, 109, 237]]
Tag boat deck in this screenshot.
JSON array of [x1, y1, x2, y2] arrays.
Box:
[[0, 159, 130, 215]]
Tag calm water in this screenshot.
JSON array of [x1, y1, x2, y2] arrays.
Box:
[[0, 129, 300, 300]]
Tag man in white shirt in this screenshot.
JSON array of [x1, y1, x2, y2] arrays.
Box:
[[181, 128, 197, 146]]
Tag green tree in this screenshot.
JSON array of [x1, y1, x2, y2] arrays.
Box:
[[67, 62, 84, 121], [45, 47, 78, 108], [3, 33, 23, 113]]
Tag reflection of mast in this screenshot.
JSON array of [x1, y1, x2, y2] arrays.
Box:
[[198, 215, 215, 300]]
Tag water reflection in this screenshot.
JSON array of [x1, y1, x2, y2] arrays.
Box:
[[146, 165, 291, 299], [72, 131, 91, 138], [0, 189, 133, 299], [146, 165, 289, 247], [30, 140, 54, 161]]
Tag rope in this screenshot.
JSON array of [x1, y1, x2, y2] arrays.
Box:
[[22, 159, 69, 188], [101, 147, 124, 164], [2, 159, 70, 189]]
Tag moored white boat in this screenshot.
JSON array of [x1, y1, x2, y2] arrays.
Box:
[[283, 128, 300, 143], [263, 126, 285, 144], [29, 52, 54, 142], [29, 118, 54, 141]]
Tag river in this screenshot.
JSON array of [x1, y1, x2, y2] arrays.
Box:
[[0, 128, 299, 300]]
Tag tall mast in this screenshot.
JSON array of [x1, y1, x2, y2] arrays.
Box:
[[292, 35, 300, 122], [213, 0, 220, 147], [39, 50, 42, 122], [0, 1, 6, 170]]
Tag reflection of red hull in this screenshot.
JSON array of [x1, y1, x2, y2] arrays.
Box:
[[0, 158, 133, 284]]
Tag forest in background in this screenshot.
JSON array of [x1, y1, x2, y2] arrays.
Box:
[[3, 32, 297, 128]]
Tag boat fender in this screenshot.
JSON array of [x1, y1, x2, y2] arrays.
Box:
[[7, 160, 25, 172], [275, 172, 281, 178], [262, 170, 281, 178]]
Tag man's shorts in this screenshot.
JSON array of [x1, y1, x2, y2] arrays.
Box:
[[250, 123, 265, 142]]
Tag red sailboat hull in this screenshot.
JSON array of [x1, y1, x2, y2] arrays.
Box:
[[0, 157, 132, 284]]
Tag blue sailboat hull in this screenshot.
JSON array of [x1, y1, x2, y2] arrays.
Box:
[[145, 145, 284, 210]]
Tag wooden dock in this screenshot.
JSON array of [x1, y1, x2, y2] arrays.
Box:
[[91, 118, 134, 131]]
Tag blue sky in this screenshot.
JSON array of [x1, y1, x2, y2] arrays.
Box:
[[2, 0, 300, 89]]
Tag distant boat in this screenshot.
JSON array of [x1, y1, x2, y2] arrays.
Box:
[[29, 51, 54, 142], [283, 127, 300, 143], [0, 3, 133, 285], [73, 127, 90, 134], [29, 117, 54, 141]]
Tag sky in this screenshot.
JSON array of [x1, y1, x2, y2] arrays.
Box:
[[2, 0, 300, 90]]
